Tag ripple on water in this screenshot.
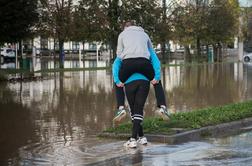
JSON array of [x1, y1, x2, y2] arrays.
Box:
[[12, 137, 136, 165]]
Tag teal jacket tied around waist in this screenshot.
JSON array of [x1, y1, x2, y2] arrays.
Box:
[[112, 48, 161, 85]]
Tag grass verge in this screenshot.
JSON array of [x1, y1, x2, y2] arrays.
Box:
[[105, 100, 252, 135]]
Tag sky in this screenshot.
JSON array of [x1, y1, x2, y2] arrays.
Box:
[[239, 0, 252, 7]]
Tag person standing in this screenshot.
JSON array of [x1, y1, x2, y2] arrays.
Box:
[[113, 58, 150, 148], [113, 20, 170, 123]]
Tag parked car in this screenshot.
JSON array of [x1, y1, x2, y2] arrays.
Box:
[[243, 52, 252, 62], [0, 62, 15, 69], [0, 47, 15, 59]]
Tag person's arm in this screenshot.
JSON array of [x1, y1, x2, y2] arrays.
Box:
[[116, 34, 124, 59], [149, 47, 161, 81], [112, 57, 123, 85], [147, 37, 154, 50]]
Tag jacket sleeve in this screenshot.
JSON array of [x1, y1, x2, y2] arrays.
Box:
[[149, 48, 161, 81], [112, 57, 122, 84]]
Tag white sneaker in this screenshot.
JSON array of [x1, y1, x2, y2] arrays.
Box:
[[113, 107, 127, 123], [137, 137, 148, 145], [155, 106, 171, 120], [124, 138, 137, 148]]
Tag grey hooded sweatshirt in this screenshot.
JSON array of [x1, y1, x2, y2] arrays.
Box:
[[116, 26, 153, 60]]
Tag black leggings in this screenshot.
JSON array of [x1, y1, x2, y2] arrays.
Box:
[[125, 80, 150, 139], [119, 58, 154, 82], [115, 58, 166, 108]]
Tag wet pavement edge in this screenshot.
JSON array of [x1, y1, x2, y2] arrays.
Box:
[[99, 117, 252, 144]]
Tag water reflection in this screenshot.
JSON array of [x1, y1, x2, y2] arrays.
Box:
[[0, 86, 38, 165], [89, 131, 252, 166], [0, 58, 110, 71], [163, 62, 252, 112], [1, 62, 252, 165]]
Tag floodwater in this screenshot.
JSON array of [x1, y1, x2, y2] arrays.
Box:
[[0, 58, 110, 70], [90, 131, 252, 165], [1, 60, 252, 165]]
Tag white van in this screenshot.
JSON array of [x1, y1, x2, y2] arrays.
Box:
[[0, 47, 15, 59]]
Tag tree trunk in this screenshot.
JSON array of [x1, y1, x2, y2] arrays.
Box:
[[111, 39, 117, 61], [82, 41, 85, 68], [215, 43, 222, 62], [18, 40, 22, 58], [53, 38, 56, 52], [161, 41, 166, 63], [196, 37, 201, 59], [213, 45, 218, 62], [109, 38, 121, 63], [108, 0, 120, 63], [82, 41, 85, 57], [184, 45, 192, 62], [52, 38, 55, 69], [219, 43, 222, 62], [206, 45, 210, 62], [59, 39, 64, 68]]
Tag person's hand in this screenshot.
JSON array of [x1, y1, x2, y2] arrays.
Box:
[[151, 79, 159, 85], [116, 82, 124, 87]]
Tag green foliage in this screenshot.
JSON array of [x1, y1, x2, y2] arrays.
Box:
[[72, 0, 108, 42], [207, 0, 240, 44], [72, 0, 170, 59], [171, 0, 240, 56], [37, 0, 74, 40], [120, 0, 161, 39], [107, 0, 164, 58], [241, 7, 252, 43], [106, 0, 121, 58], [106, 100, 252, 134], [0, 0, 39, 43], [37, 0, 74, 68]]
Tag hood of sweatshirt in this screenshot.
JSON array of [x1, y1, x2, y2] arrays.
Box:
[[124, 26, 144, 32]]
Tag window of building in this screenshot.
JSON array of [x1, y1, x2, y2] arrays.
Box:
[[72, 42, 80, 50], [89, 43, 96, 50], [41, 38, 48, 50]]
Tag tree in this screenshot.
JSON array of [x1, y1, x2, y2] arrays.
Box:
[[74, 0, 163, 61], [72, 0, 108, 50], [171, 0, 239, 61], [107, 0, 121, 60], [207, 0, 240, 61], [74, 0, 121, 60], [73, 0, 167, 62], [0, 0, 38, 44], [242, 7, 252, 52], [112, 0, 162, 60], [39, 0, 74, 68], [171, 5, 195, 60], [172, 0, 210, 59]]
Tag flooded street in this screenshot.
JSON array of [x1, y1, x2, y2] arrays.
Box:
[[0, 58, 110, 70], [91, 131, 252, 165], [1, 61, 252, 165]]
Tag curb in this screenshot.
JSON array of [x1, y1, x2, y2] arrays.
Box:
[[99, 117, 252, 144]]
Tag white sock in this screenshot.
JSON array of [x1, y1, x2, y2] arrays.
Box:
[[160, 105, 166, 109], [119, 106, 125, 110]]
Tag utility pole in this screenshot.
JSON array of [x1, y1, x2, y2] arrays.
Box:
[[238, 16, 244, 61]]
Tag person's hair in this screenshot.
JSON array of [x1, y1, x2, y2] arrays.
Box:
[[123, 20, 136, 28]]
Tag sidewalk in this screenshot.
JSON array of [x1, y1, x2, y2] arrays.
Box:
[[99, 117, 252, 144]]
